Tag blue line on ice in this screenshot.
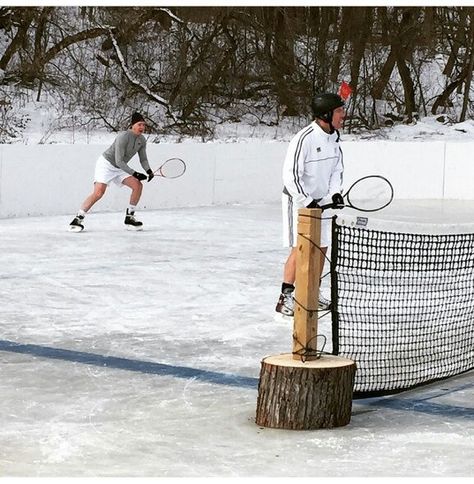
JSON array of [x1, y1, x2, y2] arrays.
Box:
[[0, 339, 257, 389], [2, 339, 473, 419]]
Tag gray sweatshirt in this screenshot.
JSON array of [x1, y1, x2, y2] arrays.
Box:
[[102, 130, 151, 176]]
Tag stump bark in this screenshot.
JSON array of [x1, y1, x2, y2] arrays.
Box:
[[256, 353, 356, 430]]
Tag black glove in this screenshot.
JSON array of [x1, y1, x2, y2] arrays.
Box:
[[133, 171, 147, 181], [146, 169, 154, 182], [331, 193, 344, 209], [306, 199, 320, 209]]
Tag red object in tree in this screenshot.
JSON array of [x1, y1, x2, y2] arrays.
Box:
[[338, 81, 353, 100]]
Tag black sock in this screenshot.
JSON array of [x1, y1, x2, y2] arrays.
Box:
[[281, 283, 295, 294]]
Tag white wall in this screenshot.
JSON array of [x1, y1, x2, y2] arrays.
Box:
[[0, 140, 472, 218], [342, 141, 447, 199]]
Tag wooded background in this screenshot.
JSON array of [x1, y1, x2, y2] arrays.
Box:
[[1, 6, 474, 141]]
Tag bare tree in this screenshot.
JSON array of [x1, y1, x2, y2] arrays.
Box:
[[1, 6, 474, 138]]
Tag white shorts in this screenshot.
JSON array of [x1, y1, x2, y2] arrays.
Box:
[[94, 155, 131, 187], [282, 193, 332, 248]]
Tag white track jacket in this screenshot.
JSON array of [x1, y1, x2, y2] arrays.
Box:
[[282, 121, 343, 208]]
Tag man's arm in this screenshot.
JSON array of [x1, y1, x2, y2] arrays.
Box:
[[282, 134, 314, 208], [114, 134, 135, 175], [320, 146, 344, 206], [138, 137, 151, 173]]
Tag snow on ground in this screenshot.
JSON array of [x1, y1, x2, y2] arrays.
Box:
[[12, 99, 474, 145]]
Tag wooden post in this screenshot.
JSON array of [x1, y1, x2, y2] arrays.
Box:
[[255, 207, 356, 430], [293, 208, 321, 361]]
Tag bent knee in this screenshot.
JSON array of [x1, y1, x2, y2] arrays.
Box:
[[125, 178, 143, 191], [93, 183, 107, 198]]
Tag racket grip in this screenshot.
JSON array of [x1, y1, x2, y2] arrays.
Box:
[[318, 202, 333, 211], [306, 199, 320, 209], [332, 193, 344, 208], [319, 194, 345, 211]]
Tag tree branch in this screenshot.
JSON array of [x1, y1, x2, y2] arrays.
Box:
[[108, 28, 176, 121]]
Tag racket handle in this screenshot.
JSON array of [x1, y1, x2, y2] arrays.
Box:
[[319, 202, 333, 211], [306, 199, 320, 209], [319, 194, 345, 211]]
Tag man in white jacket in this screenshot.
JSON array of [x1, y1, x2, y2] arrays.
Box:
[[275, 93, 346, 320]]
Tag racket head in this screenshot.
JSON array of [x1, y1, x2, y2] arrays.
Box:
[[345, 175, 394, 212], [154, 158, 186, 179]]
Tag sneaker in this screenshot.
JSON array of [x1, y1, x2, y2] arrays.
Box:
[[275, 289, 294, 321], [69, 214, 85, 232], [318, 293, 332, 310], [124, 209, 143, 231]]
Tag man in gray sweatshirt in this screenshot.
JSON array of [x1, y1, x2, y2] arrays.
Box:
[[69, 112, 154, 232]]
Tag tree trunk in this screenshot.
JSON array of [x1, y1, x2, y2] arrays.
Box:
[[432, 61, 471, 114], [0, 9, 35, 71], [268, 8, 298, 115], [329, 8, 348, 84], [396, 54, 416, 120], [349, 7, 371, 94], [444, 8, 468, 77], [460, 16, 474, 121], [371, 48, 397, 99], [256, 354, 356, 430]]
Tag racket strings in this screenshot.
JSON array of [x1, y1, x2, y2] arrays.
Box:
[[154, 158, 186, 179], [345, 175, 394, 212]]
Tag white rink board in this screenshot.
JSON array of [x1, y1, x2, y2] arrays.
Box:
[[342, 140, 446, 199], [444, 141, 474, 199], [0, 140, 473, 218]]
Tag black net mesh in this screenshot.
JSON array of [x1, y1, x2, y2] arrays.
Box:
[[330, 216, 474, 394]]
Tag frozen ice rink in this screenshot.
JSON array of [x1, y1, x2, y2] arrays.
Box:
[[1, 200, 474, 477]]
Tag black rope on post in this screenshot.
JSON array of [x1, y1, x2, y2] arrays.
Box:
[[292, 334, 327, 363]]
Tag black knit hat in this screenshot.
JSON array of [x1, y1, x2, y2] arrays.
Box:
[[131, 112, 145, 126]]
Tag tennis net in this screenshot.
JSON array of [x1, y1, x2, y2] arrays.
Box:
[[330, 214, 474, 394]]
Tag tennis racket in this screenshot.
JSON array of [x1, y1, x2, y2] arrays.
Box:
[[321, 175, 394, 212], [153, 157, 186, 179]]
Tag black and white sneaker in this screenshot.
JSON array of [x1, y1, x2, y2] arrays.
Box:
[[274, 289, 294, 322], [69, 214, 85, 232], [124, 209, 143, 231], [318, 293, 332, 311]]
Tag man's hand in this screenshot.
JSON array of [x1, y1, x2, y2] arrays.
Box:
[[146, 169, 155, 182], [331, 193, 344, 209], [306, 199, 320, 208], [133, 171, 147, 181]]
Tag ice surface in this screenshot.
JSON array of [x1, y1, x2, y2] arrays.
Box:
[[1, 201, 473, 477]]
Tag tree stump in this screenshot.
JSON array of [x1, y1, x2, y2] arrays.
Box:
[[256, 353, 356, 430]]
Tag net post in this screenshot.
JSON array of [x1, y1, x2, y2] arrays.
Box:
[[330, 216, 340, 356], [292, 208, 321, 361], [255, 208, 356, 430]]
